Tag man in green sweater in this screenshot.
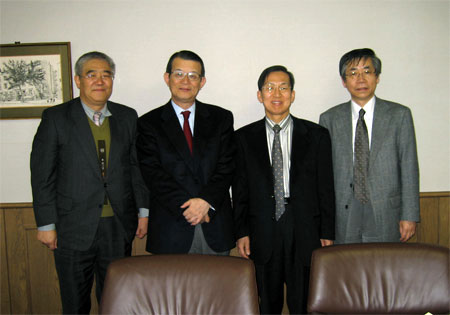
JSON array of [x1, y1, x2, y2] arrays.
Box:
[[31, 51, 148, 314]]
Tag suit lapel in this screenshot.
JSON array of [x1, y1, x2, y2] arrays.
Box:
[[289, 117, 309, 186], [339, 102, 354, 176], [192, 101, 211, 171], [161, 102, 195, 172], [70, 99, 102, 179], [369, 97, 390, 172], [107, 102, 122, 172], [249, 119, 273, 184]]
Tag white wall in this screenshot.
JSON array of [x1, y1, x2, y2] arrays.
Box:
[[1, 0, 449, 202]]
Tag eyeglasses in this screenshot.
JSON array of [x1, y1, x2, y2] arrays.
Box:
[[82, 72, 114, 81], [171, 70, 202, 82], [262, 83, 291, 94], [345, 69, 375, 80]]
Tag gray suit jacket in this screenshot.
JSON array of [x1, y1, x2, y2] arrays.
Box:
[[319, 97, 419, 242]]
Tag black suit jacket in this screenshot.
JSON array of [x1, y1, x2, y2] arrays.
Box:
[[30, 98, 148, 251], [137, 100, 235, 254], [233, 116, 335, 266]]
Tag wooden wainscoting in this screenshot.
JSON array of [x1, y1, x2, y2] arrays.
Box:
[[1, 192, 449, 314]]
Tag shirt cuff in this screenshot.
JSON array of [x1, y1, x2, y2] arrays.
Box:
[[38, 224, 56, 231], [139, 208, 149, 218]]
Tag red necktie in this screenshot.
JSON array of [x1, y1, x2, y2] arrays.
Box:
[[182, 111, 193, 154]]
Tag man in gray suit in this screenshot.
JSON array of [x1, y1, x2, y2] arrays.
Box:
[[320, 48, 419, 244]]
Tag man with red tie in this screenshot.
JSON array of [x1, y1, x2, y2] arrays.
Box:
[[137, 50, 235, 255]]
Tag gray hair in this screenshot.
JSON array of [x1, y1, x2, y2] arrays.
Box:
[[74, 51, 116, 76]]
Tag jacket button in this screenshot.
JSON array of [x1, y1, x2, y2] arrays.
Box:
[[104, 183, 107, 187], [99, 204, 103, 208], [345, 205, 348, 209], [350, 183, 353, 188]]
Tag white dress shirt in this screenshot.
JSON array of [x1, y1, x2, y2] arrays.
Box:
[[171, 101, 195, 135], [265, 115, 293, 198], [352, 96, 375, 155]]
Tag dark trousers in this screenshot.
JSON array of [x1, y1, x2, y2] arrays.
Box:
[[254, 205, 308, 314], [54, 217, 131, 314]]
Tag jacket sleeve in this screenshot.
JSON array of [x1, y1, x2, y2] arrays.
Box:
[[398, 108, 420, 222], [316, 128, 336, 240], [30, 109, 58, 227], [129, 110, 150, 210], [231, 131, 250, 239]]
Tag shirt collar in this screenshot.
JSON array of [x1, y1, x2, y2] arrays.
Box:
[[351, 96, 375, 119], [171, 100, 196, 116], [81, 100, 111, 117], [265, 114, 292, 131]]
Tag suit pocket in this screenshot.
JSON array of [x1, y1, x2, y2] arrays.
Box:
[[389, 194, 401, 209], [57, 194, 73, 215]]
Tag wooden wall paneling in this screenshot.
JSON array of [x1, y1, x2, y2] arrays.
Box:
[[418, 196, 440, 244], [1, 209, 11, 314], [4, 207, 31, 314], [26, 222, 62, 314], [438, 196, 449, 247], [132, 235, 150, 256], [1, 192, 449, 314]]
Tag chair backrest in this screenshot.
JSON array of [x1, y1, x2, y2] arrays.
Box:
[[308, 243, 449, 314], [99, 254, 259, 315]]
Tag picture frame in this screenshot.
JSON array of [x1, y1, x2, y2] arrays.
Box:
[[0, 42, 73, 119]]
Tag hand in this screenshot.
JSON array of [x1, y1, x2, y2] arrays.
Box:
[[237, 236, 250, 259], [181, 198, 210, 226], [136, 217, 148, 239], [320, 239, 334, 247], [399, 220, 416, 242], [37, 230, 57, 250], [199, 214, 210, 224]]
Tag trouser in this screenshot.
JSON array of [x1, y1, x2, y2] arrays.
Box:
[[254, 205, 308, 314], [188, 224, 230, 255], [343, 197, 379, 243], [54, 217, 131, 314]]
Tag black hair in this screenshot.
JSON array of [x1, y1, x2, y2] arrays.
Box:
[[257, 65, 295, 91], [166, 50, 205, 77]]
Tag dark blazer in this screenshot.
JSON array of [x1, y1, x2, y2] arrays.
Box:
[[233, 116, 335, 266], [137, 100, 235, 254], [31, 97, 148, 251]]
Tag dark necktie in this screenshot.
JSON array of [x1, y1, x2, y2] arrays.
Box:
[[182, 111, 193, 154], [272, 124, 285, 220], [354, 108, 370, 203]]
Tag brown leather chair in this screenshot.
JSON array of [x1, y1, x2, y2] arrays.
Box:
[[99, 254, 259, 314], [308, 243, 449, 314]]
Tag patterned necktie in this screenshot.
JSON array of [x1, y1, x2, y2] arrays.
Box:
[[93, 111, 102, 126], [182, 111, 193, 154], [272, 124, 285, 220], [354, 108, 370, 203]]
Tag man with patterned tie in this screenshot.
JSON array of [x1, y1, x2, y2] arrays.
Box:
[[30, 51, 149, 313], [319, 48, 420, 244], [233, 65, 335, 314], [137, 50, 235, 255]]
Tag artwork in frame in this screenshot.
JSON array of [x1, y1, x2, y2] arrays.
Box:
[[0, 42, 73, 119]]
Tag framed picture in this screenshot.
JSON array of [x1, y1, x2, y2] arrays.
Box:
[[0, 42, 73, 119]]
